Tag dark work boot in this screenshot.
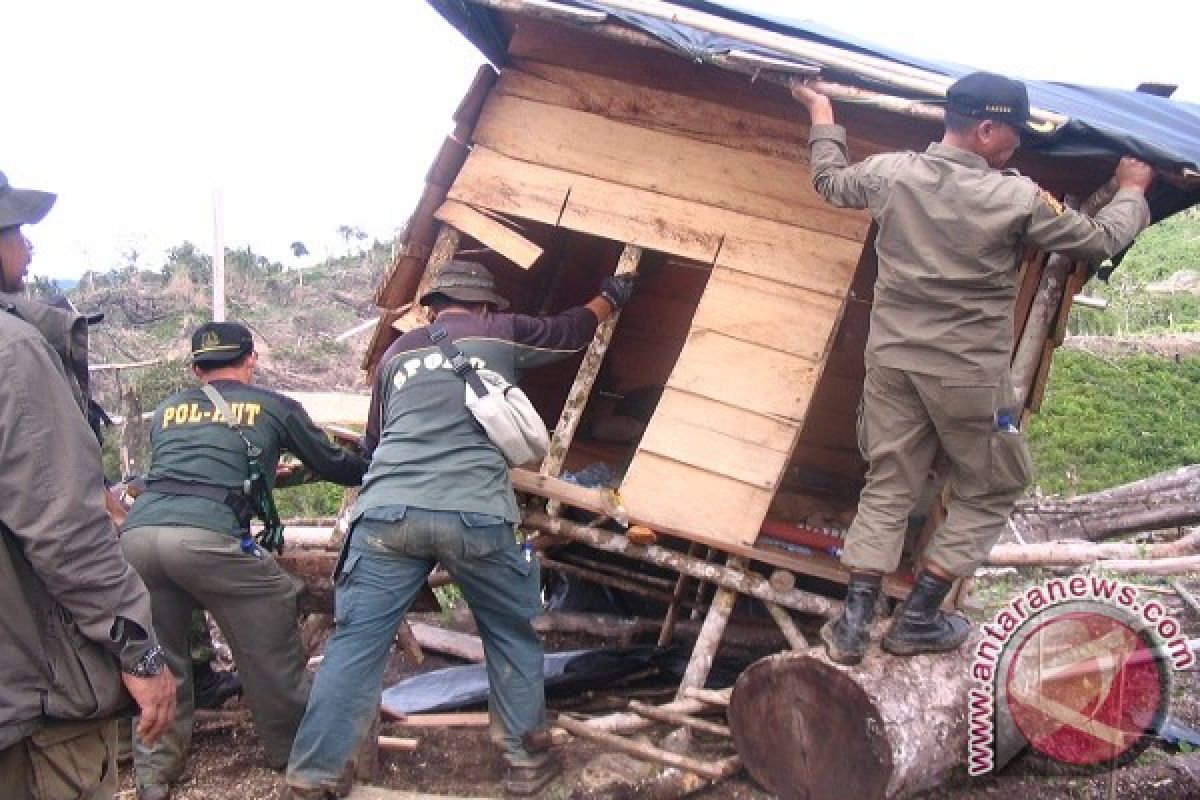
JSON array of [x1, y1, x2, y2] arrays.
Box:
[[502, 751, 560, 796], [882, 571, 971, 656], [192, 662, 243, 709], [820, 573, 882, 666]]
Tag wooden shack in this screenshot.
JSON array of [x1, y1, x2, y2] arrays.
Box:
[[337, 1, 1200, 795], [364, 0, 1195, 589]]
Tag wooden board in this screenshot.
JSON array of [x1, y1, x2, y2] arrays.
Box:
[[434, 200, 543, 268], [501, 63, 811, 161], [450, 147, 863, 296], [666, 331, 818, 422], [690, 268, 843, 362], [637, 394, 791, 490], [618, 452, 775, 547], [474, 92, 867, 240]]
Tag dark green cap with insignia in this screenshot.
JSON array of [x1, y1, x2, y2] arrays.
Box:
[[191, 321, 254, 365], [946, 72, 1053, 134], [419, 260, 510, 311]]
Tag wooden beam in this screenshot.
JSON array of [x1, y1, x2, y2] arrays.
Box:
[[523, 512, 838, 617], [435, 200, 544, 268]]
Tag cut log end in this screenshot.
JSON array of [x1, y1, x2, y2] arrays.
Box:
[[729, 653, 893, 800]]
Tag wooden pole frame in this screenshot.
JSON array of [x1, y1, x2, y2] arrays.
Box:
[[541, 243, 643, 486]]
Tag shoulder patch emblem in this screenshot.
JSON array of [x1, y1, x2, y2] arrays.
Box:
[[1039, 191, 1065, 216]]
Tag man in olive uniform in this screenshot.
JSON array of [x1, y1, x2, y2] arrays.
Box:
[[121, 321, 369, 799], [283, 261, 636, 798], [1, 171, 176, 799], [791, 73, 1155, 664]]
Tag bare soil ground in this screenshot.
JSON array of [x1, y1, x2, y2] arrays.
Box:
[[115, 575, 1200, 800]]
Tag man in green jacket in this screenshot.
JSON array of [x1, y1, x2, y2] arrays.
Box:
[[0, 170, 176, 799], [122, 321, 369, 799], [792, 73, 1155, 665]]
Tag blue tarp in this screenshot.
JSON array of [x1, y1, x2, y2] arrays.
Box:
[[429, 0, 1200, 219]]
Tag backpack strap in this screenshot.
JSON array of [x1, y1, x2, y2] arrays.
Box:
[[428, 324, 490, 398]]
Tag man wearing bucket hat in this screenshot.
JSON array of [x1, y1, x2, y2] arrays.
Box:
[[1, 171, 177, 798], [121, 321, 369, 799], [283, 260, 635, 798], [791, 74, 1155, 665]]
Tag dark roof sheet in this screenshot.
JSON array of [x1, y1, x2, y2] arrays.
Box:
[[428, 0, 1200, 218]]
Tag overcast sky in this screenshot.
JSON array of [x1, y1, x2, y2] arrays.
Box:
[[3, 0, 1197, 282]]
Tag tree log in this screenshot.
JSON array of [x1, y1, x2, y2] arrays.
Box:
[[988, 528, 1200, 566], [1009, 465, 1200, 543], [729, 650, 969, 799]]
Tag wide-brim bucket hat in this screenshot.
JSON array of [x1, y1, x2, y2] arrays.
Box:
[[419, 260, 510, 311], [0, 171, 56, 229]]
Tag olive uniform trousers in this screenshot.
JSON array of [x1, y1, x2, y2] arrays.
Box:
[[841, 365, 1032, 578]]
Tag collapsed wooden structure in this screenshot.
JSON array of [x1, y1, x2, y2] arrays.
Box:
[[284, 1, 1200, 797]]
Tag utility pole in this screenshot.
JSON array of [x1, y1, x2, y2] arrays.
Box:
[[211, 189, 226, 322]]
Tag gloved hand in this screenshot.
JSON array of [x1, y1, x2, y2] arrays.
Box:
[[599, 273, 637, 310]]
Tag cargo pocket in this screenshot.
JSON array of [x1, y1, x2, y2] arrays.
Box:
[[460, 513, 516, 559], [989, 430, 1032, 493], [29, 720, 114, 799]]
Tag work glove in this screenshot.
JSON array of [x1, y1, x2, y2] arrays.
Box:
[[599, 273, 637, 310]]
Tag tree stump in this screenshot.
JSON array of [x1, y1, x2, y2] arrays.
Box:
[[728, 650, 969, 799]]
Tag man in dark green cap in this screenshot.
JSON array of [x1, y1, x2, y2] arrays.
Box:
[[284, 260, 635, 798], [791, 73, 1156, 665], [121, 320, 369, 800], [1, 171, 177, 799]]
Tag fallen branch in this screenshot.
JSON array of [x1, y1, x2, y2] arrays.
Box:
[[555, 713, 740, 781]]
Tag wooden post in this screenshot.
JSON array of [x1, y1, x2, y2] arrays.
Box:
[[541, 243, 643, 492], [657, 543, 700, 647], [676, 556, 743, 700], [1012, 181, 1118, 408], [764, 602, 809, 651]]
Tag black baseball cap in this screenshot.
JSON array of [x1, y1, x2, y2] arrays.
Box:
[[191, 321, 254, 365], [946, 72, 1055, 135]]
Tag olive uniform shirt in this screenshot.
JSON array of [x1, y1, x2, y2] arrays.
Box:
[[357, 307, 599, 525], [807, 124, 1151, 380], [124, 380, 367, 535]]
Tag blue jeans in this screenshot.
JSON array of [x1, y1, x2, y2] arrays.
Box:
[[286, 506, 544, 789]]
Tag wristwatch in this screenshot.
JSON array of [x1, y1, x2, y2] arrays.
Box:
[[129, 645, 166, 678]]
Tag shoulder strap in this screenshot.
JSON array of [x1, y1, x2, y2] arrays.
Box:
[[201, 383, 261, 457], [428, 324, 490, 397]]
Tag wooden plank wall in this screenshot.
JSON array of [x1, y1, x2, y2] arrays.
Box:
[[442, 24, 873, 547]]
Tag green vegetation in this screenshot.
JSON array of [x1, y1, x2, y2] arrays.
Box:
[[1025, 207, 1200, 497], [1025, 351, 1200, 495], [1069, 207, 1200, 335]]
